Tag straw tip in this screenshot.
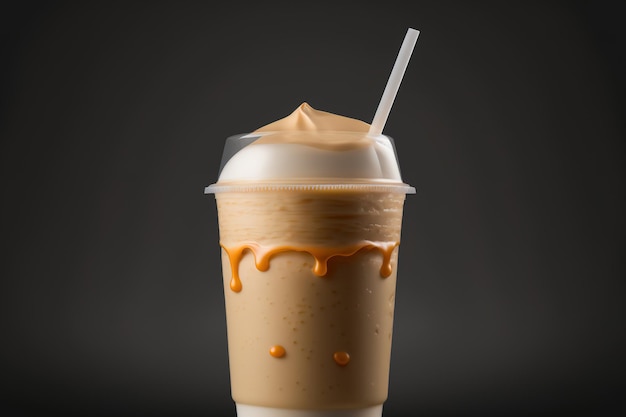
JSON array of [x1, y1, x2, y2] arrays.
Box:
[[407, 28, 420, 38]]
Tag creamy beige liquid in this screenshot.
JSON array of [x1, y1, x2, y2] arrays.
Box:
[[216, 190, 405, 410]]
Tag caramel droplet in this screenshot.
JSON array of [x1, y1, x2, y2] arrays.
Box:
[[230, 276, 242, 293], [377, 241, 398, 278], [269, 345, 286, 358], [333, 351, 350, 366]]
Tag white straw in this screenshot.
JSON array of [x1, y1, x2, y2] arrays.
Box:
[[369, 28, 420, 136]]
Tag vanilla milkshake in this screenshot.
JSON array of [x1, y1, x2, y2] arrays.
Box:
[[206, 103, 415, 417]]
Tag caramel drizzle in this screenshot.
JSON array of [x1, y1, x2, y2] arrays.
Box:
[[221, 240, 399, 293]]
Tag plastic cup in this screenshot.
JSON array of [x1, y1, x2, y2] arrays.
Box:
[[206, 131, 414, 417]]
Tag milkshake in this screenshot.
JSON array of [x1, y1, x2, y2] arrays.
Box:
[[206, 103, 415, 417]]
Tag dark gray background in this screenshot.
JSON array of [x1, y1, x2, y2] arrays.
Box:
[[1, 1, 624, 416]]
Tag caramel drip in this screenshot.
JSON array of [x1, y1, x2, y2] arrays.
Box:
[[221, 241, 399, 293]]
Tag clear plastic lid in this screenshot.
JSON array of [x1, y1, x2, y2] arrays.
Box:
[[205, 131, 415, 194]]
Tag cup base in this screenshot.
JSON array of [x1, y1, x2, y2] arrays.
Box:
[[236, 404, 383, 417]]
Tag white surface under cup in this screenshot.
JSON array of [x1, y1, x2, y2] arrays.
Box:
[[236, 404, 384, 417]]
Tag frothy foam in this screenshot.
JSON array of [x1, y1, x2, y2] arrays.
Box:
[[255, 102, 369, 134]]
